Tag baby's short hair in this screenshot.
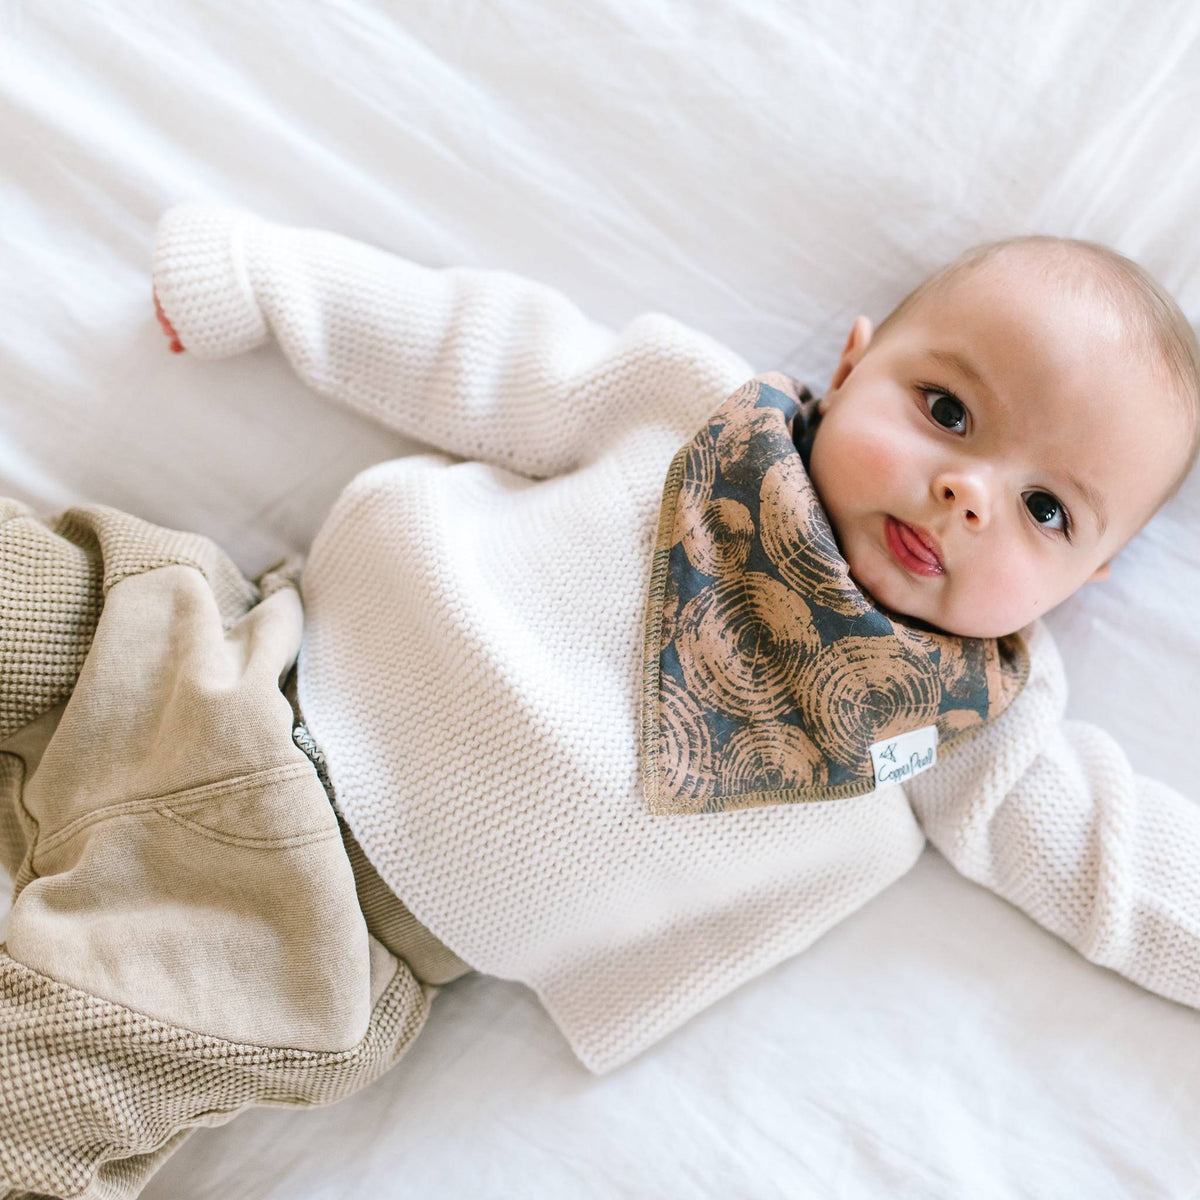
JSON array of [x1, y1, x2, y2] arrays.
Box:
[[875, 236, 1200, 509]]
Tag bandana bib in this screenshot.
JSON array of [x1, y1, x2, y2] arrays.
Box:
[[640, 373, 1030, 815]]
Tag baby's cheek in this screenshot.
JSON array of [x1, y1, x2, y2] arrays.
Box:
[[951, 556, 1041, 637], [810, 416, 911, 518], [853, 430, 909, 490]]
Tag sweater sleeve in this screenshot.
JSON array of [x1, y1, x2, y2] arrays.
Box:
[[152, 205, 747, 478], [904, 620, 1200, 1009]]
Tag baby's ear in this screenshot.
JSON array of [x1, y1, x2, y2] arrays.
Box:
[[823, 315, 873, 404], [1088, 562, 1112, 582]]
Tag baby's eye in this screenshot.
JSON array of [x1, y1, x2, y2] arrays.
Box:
[[1023, 490, 1068, 534], [921, 388, 968, 434]]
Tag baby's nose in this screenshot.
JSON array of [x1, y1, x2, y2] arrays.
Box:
[[934, 471, 990, 527]]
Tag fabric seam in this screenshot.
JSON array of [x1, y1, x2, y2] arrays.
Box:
[[32, 761, 318, 859]]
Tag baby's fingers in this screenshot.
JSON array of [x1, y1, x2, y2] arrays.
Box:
[[153, 289, 185, 354]]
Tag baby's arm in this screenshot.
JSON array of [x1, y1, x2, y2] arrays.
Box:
[[152, 206, 748, 478], [905, 621, 1200, 1008]]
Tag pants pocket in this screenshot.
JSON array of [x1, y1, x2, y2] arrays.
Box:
[[7, 761, 379, 1053]]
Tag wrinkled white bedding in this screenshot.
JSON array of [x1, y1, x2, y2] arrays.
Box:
[[3, 2, 1200, 1196]]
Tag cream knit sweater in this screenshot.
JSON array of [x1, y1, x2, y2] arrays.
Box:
[[153, 206, 1200, 1074]]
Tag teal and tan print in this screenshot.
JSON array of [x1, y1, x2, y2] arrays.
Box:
[[640, 373, 1030, 815]]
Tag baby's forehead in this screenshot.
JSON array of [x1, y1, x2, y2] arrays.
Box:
[[957, 243, 1184, 366], [938, 245, 1128, 326], [919, 255, 1156, 379], [933, 237, 1111, 291]]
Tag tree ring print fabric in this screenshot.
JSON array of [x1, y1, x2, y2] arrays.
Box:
[[640, 373, 1030, 815]]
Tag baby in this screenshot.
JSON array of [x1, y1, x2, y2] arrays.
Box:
[[810, 239, 1199, 638], [3, 206, 1200, 1199]]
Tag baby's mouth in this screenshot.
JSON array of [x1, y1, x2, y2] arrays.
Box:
[[884, 517, 944, 576]]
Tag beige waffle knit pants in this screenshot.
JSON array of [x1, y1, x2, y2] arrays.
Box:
[[0, 500, 461, 1200]]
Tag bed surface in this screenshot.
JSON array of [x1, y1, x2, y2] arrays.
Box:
[[3, 3, 1200, 1196]]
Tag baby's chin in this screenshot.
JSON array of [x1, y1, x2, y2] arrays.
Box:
[[874, 593, 1012, 639], [882, 596, 1024, 640]]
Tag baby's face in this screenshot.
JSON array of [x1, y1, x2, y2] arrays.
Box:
[[808, 259, 1189, 638]]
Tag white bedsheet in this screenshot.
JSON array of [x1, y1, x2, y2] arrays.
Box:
[[3, 2, 1200, 1196]]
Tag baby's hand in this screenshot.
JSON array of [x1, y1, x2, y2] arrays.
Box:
[[153, 289, 184, 354]]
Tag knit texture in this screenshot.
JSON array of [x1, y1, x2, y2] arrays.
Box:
[[154, 207, 1200, 1073], [0, 499, 258, 743], [0, 949, 428, 1200], [152, 206, 268, 359]]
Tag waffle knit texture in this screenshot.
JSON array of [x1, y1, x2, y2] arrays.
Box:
[[0, 951, 427, 1200], [154, 205, 1200, 1074]]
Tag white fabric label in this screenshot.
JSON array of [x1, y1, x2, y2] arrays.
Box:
[[869, 724, 939, 791]]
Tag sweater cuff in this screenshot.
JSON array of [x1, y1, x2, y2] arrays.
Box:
[[152, 204, 269, 359]]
